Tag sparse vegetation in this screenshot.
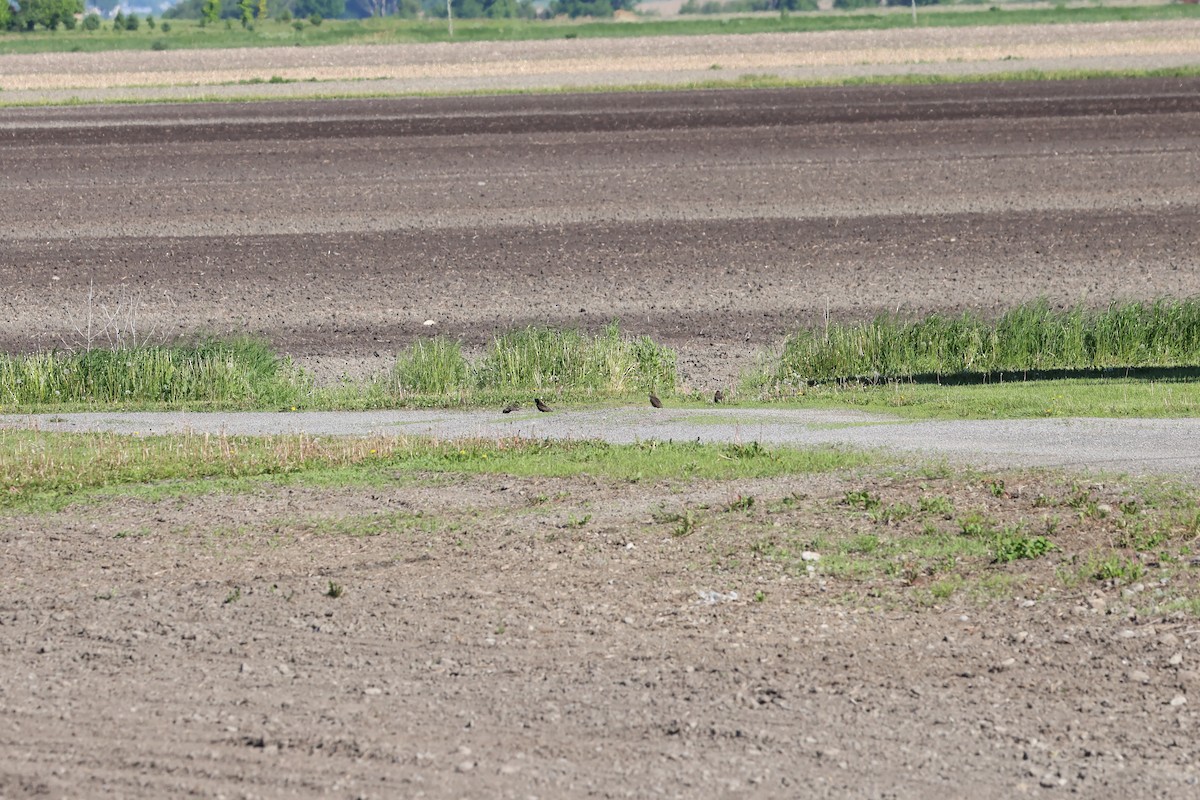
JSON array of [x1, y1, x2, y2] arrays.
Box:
[[0, 431, 876, 513]]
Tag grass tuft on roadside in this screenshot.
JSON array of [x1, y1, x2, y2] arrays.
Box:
[[0, 323, 676, 411], [388, 321, 676, 404], [0, 337, 310, 408]]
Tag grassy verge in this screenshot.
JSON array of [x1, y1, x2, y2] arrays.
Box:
[[4, 301, 1200, 418], [0, 429, 879, 513], [0, 336, 311, 409], [753, 377, 1200, 419], [385, 321, 675, 405], [0, 323, 673, 412], [0, 5, 1196, 55], [751, 299, 1200, 393]]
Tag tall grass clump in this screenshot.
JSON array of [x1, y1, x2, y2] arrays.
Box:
[[0, 337, 310, 407], [392, 336, 470, 396], [475, 321, 676, 396], [763, 299, 1200, 389]]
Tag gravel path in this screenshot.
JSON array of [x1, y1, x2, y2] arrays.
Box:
[[8, 408, 1200, 477]]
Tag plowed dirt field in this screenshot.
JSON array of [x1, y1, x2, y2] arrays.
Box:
[[3, 51, 1200, 799]]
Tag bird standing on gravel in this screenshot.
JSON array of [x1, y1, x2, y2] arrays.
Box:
[[713, 390, 725, 404], [535, 398, 553, 413], [649, 393, 663, 409], [502, 403, 520, 414]]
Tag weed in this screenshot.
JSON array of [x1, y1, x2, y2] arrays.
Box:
[[918, 494, 955, 517], [753, 589, 766, 603], [724, 494, 755, 513], [1091, 554, 1145, 583], [649, 506, 702, 537], [992, 532, 1055, 564], [870, 502, 913, 525], [842, 533, 880, 555], [987, 479, 1006, 498], [929, 576, 962, 600], [842, 489, 880, 511], [326, 581, 344, 598], [674, 509, 700, 537], [1115, 520, 1169, 552], [767, 493, 805, 512], [224, 587, 241, 604], [957, 511, 996, 538]]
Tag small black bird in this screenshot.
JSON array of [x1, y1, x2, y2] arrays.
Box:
[[502, 403, 520, 414], [535, 398, 553, 413], [649, 392, 663, 409], [713, 389, 725, 404]]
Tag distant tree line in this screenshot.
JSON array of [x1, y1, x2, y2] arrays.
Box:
[[832, 0, 941, 7], [164, 0, 635, 19], [680, 0, 816, 13], [3, 0, 84, 30]]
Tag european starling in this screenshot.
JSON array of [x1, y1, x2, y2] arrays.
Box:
[[535, 398, 553, 413], [502, 403, 520, 414], [649, 392, 663, 409], [713, 389, 725, 404]]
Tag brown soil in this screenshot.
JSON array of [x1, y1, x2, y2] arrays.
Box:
[[2, 79, 1199, 387], [3, 74, 1200, 797], [3, 468, 1200, 798]]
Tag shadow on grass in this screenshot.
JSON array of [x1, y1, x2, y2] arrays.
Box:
[[839, 366, 1200, 387]]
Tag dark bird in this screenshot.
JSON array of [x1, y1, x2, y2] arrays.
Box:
[[535, 398, 553, 413], [713, 389, 725, 404], [649, 392, 663, 409], [502, 403, 520, 414]]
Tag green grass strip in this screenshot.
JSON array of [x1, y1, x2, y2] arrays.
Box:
[[760, 299, 1200, 389], [5, 64, 1200, 110], [387, 321, 676, 402], [0, 323, 676, 411], [0, 337, 310, 408], [0, 430, 877, 513], [772, 377, 1200, 420]]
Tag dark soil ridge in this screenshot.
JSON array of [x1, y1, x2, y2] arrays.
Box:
[[4, 77, 1200, 145]]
